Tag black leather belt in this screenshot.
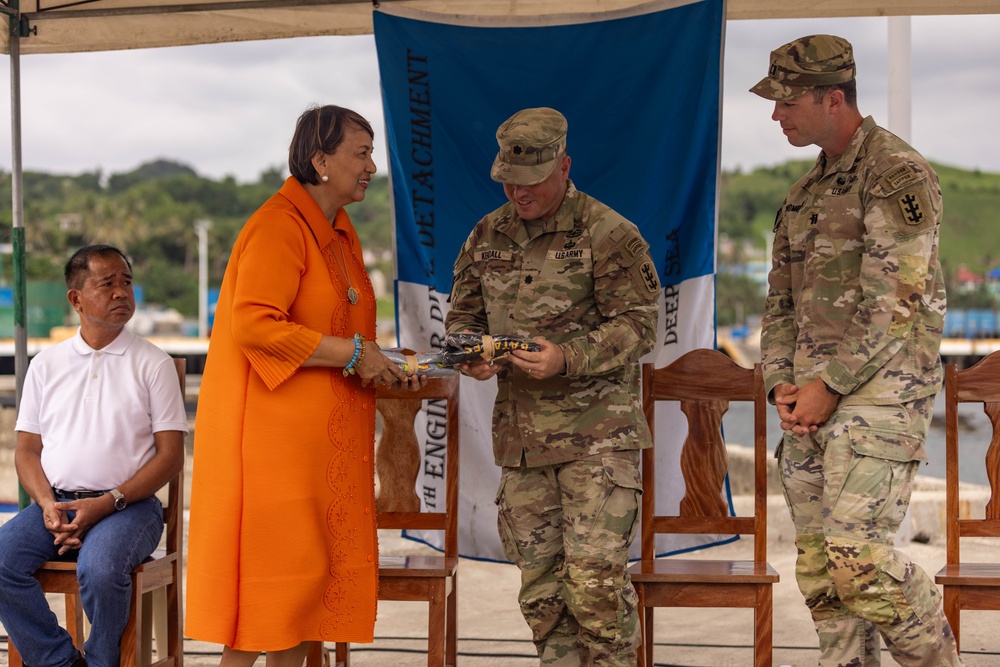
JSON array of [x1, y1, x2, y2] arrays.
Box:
[[52, 487, 110, 500]]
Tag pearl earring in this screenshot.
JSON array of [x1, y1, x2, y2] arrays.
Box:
[[321, 174, 329, 183]]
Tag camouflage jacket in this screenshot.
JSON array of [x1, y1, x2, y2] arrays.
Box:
[[761, 116, 946, 405], [446, 181, 659, 467]]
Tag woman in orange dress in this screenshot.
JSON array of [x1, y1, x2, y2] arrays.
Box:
[[185, 105, 416, 666]]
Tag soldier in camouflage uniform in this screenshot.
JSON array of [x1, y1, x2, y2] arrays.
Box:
[[752, 35, 961, 666], [445, 107, 659, 666]]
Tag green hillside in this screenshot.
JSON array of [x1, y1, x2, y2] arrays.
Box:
[[933, 163, 1000, 277], [716, 160, 1000, 322], [721, 160, 1000, 273]]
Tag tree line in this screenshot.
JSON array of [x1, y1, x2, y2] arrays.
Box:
[[717, 161, 1000, 325]]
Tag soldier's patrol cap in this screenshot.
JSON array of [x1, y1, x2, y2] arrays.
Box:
[[750, 34, 856, 101], [490, 107, 567, 186]]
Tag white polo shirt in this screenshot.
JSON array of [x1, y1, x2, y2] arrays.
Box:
[[15, 327, 189, 492]]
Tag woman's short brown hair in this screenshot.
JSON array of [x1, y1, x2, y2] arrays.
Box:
[[288, 105, 374, 185]]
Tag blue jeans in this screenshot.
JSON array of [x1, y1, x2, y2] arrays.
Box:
[[0, 495, 163, 667]]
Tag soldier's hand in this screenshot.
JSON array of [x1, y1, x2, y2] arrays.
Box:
[[773, 383, 800, 430], [509, 337, 565, 380], [784, 378, 839, 435], [457, 360, 503, 381]]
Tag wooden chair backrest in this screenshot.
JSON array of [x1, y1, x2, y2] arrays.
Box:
[[945, 352, 1000, 562], [640, 348, 768, 562], [373, 373, 460, 558]]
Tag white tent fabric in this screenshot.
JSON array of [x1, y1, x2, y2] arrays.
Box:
[[2, 0, 998, 55]]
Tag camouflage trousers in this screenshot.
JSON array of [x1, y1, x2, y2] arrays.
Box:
[[777, 396, 962, 667], [495, 450, 642, 667]]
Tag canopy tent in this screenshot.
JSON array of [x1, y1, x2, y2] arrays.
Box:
[[2, 0, 999, 55]]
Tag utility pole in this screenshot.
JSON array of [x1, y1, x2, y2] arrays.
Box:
[[195, 219, 211, 339], [888, 17, 912, 144]]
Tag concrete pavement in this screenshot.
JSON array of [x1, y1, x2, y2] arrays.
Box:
[[175, 522, 1000, 667], [4, 488, 1000, 666]]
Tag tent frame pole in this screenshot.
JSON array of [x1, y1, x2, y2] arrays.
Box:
[[22, 0, 376, 20], [8, 4, 30, 509]]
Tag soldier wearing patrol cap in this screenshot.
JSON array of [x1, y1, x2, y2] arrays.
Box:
[[446, 107, 659, 666], [753, 35, 961, 666]]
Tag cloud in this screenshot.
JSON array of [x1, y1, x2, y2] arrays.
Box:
[[722, 15, 1000, 174], [1, 13, 997, 182], [2, 35, 389, 182]]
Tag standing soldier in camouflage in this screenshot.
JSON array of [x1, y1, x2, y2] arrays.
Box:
[[753, 35, 961, 666], [446, 107, 659, 666]]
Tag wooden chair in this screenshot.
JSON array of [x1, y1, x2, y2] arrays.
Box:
[[935, 352, 1000, 652], [311, 373, 460, 667], [627, 348, 779, 667], [9, 357, 186, 667]]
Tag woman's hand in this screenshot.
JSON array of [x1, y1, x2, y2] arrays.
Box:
[[355, 340, 408, 388], [390, 373, 429, 392]]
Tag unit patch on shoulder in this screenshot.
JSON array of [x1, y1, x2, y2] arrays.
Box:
[[637, 261, 660, 295], [897, 192, 927, 226], [891, 186, 935, 235]]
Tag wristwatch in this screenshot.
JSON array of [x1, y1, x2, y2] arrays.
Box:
[[109, 488, 127, 511], [822, 380, 842, 396]]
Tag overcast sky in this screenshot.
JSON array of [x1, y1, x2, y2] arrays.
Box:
[[0, 13, 997, 184]]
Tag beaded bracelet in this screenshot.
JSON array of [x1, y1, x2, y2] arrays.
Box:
[[355, 334, 367, 368], [343, 333, 363, 377]]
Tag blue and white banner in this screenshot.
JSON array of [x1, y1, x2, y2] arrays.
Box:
[[374, 0, 726, 560]]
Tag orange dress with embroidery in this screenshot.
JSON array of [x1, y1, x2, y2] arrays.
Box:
[[185, 177, 378, 650]]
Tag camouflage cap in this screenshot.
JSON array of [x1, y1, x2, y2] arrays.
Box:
[[750, 34, 856, 101], [491, 107, 567, 186]]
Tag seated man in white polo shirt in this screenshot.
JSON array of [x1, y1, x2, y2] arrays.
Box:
[[0, 244, 188, 667]]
